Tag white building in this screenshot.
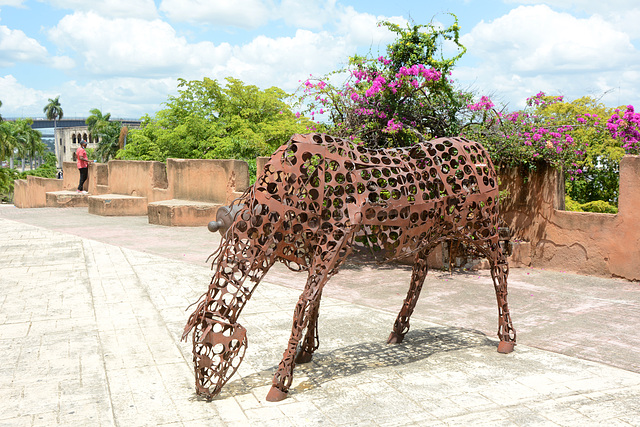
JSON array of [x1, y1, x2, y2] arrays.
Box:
[[53, 126, 100, 168]]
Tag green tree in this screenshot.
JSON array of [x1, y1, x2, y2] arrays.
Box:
[[0, 120, 16, 163], [43, 96, 63, 166], [86, 108, 122, 162], [14, 119, 45, 170], [538, 96, 624, 205], [119, 77, 315, 170], [0, 99, 3, 122], [86, 108, 111, 138], [94, 120, 122, 162]]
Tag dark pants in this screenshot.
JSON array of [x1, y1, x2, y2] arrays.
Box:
[[78, 167, 88, 191]]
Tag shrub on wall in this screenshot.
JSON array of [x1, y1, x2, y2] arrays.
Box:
[[565, 195, 618, 214]]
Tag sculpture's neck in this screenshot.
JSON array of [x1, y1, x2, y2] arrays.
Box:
[[205, 240, 275, 324]]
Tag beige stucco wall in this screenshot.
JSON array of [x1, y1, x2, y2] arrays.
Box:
[[500, 155, 640, 281], [13, 176, 63, 208], [106, 160, 169, 202], [167, 158, 249, 203]]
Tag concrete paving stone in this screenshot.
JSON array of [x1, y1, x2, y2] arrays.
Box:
[[3, 207, 640, 426], [276, 400, 332, 426], [0, 322, 30, 340], [210, 396, 250, 423], [0, 415, 33, 427]]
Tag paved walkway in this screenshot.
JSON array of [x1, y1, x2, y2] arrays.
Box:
[[1, 204, 639, 426]]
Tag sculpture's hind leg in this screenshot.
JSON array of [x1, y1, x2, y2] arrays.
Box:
[[388, 249, 430, 344], [470, 237, 516, 353], [490, 249, 516, 353], [295, 290, 322, 364]]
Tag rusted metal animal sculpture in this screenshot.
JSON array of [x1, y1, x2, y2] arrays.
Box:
[[183, 133, 516, 402]]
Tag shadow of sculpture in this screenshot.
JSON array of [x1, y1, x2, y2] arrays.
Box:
[[205, 325, 496, 400]]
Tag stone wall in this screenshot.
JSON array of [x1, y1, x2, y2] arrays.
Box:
[[13, 176, 63, 208], [106, 160, 169, 202], [500, 155, 640, 281], [167, 158, 249, 204]]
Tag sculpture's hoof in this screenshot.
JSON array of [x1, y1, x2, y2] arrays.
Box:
[[497, 341, 515, 354], [387, 332, 403, 344], [266, 386, 288, 402], [295, 350, 313, 364]]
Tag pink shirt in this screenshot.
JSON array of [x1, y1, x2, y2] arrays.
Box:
[[76, 147, 89, 168]]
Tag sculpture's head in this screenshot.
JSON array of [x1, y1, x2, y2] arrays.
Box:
[[191, 315, 248, 398]]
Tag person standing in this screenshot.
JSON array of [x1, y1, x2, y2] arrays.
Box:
[[76, 138, 90, 193]]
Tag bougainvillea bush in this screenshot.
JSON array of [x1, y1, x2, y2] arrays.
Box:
[[607, 105, 640, 155], [462, 92, 628, 207], [297, 15, 472, 148], [296, 15, 633, 210]]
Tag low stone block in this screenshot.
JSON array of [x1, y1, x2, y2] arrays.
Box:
[[46, 191, 89, 207], [148, 199, 222, 226], [88, 194, 148, 216]]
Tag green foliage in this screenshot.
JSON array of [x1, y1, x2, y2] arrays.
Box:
[[381, 15, 469, 138], [20, 153, 57, 179], [0, 119, 46, 172], [0, 153, 58, 202], [463, 93, 625, 206], [119, 77, 314, 165], [0, 167, 20, 203], [96, 121, 122, 162], [565, 195, 618, 214], [86, 108, 111, 136], [86, 109, 122, 162], [43, 96, 64, 121], [540, 96, 624, 205], [0, 121, 15, 161]]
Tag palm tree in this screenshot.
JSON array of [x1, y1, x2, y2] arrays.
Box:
[[94, 121, 122, 162], [0, 121, 20, 169], [0, 121, 14, 163], [43, 96, 63, 166], [15, 119, 44, 170], [0, 99, 4, 122], [86, 108, 111, 139]]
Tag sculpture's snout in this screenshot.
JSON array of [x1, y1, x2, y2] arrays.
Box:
[[208, 204, 244, 236], [192, 316, 248, 398]]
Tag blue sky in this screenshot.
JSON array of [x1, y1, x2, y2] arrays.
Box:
[[1, 0, 639, 119]]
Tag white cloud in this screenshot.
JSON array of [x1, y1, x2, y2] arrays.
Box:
[[0, 73, 178, 118], [464, 5, 634, 73], [277, 0, 337, 30], [2, 4, 434, 118], [335, 6, 403, 49], [213, 29, 352, 92], [506, 0, 640, 39], [0, 75, 46, 116], [159, 0, 271, 29], [0, 0, 26, 7], [58, 77, 178, 118], [41, 0, 159, 19], [458, 5, 640, 108], [48, 12, 232, 76], [0, 25, 48, 66]]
